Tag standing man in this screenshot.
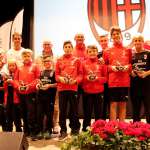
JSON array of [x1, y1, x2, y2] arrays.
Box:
[[98, 35, 109, 120], [73, 34, 87, 119], [6, 32, 25, 67], [35, 40, 59, 134], [35, 41, 54, 70], [73, 33, 87, 61]]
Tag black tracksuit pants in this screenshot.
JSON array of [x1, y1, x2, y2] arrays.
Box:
[[82, 92, 103, 131], [59, 91, 80, 133], [19, 93, 37, 135], [5, 103, 22, 132], [130, 77, 150, 123], [36, 91, 56, 133]]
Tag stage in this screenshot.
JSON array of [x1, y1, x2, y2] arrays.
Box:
[[0, 119, 147, 150]]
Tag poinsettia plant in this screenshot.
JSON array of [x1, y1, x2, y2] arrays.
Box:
[[61, 120, 150, 150]]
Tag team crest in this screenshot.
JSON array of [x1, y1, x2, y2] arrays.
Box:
[[87, 0, 146, 46]]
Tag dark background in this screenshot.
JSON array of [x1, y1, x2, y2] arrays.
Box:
[[0, 0, 34, 49]]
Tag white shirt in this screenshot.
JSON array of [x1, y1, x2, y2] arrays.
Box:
[[6, 47, 25, 67]]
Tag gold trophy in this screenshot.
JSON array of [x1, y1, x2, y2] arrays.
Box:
[[19, 81, 27, 91], [115, 61, 124, 71], [88, 71, 96, 81]]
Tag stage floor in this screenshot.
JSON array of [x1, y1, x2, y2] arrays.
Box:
[[0, 119, 146, 150]]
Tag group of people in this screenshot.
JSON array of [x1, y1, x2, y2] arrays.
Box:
[[0, 26, 150, 141]]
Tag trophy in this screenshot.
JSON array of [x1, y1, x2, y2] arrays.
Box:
[[115, 61, 124, 71], [64, 74, 71, 84], [132, 64, 143, 75], [5, 74, 13, 86], [39, 82, 46, 90], [88, 71, 96, 81], [19, 81, 27, 91]]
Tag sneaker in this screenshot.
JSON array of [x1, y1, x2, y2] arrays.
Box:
[[36, 132, 43, 140], [30, 134, 38, 141], [53, 127, 59, 134], [43, 131, 51, 140], [58, 132, 68, 141]]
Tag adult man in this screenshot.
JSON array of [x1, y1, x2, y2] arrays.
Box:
[[6, 32, 25, 67]]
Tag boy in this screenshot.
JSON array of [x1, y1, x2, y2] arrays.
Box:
[[36, 56, 57, 139], [82, 45, 106, 131], [55, 41, 83, 140], [130, 35, 150, 123], [14, 49, 40, 139], [103, 26, 132, 121]]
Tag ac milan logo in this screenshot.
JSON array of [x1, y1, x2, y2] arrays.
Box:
[[88, 0, 146, 46]]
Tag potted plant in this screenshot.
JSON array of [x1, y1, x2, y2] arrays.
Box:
[[61, 120, 150, 150]]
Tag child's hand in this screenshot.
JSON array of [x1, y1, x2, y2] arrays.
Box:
[[136, 71, 148, 78], [36, 84, 40, 90], [98, 57, 105, 64], [42, 84, 50, 90], [131, 70, 137, 77], [7, 79, 12, 83], [68, 79, 77, 85], [59, 76, 67, 84]]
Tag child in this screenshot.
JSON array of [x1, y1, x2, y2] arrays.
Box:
[[14, 49, 40, 139], [103, 26, 132, 121], [55, 41, 83, 140], [3, 59, 22, 132], [36, 56, 57, 139], [82, 45, 106, 131], [0, 59, 6, 131], [130, 35, 150, 123]]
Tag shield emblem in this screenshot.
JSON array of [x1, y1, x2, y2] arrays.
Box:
[[88, 0, 146, 43]]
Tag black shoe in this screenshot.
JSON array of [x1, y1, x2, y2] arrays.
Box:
[[36, 132, 43, 140], [30, 134, 38, 141], [53, 126, 59, 134], [58, 132, 68, 141]]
